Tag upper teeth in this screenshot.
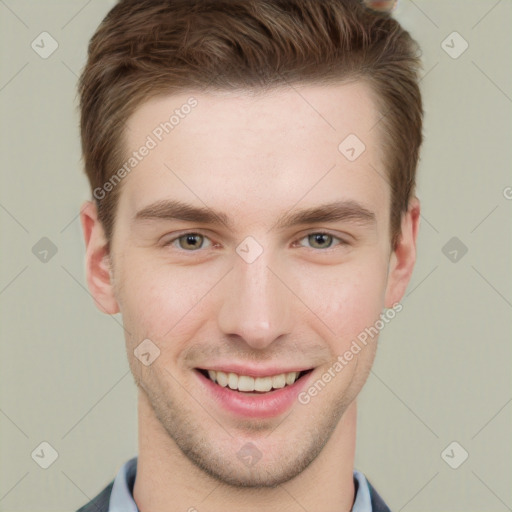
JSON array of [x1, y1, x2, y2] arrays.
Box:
[[206, 370, 301, 392]]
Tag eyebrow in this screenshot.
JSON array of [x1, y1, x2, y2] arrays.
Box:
[[133, 199, 376, 230]]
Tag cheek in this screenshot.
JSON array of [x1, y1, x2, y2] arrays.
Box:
[[292, 259, 388, 346], [117, 259, 213, 346]]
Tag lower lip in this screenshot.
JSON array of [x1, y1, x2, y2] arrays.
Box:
[[195, 369, 313, 419]]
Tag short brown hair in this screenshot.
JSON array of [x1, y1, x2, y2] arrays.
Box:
[[79, 0, 423, 250]]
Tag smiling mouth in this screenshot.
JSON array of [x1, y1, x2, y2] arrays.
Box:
[[196, 368, 313, 394]]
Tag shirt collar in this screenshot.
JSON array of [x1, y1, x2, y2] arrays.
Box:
[[108, 457, 372, 512]]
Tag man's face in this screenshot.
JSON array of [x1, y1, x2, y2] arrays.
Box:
[[86, 82, 417, 487]]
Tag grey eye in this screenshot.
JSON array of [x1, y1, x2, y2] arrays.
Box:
[[306, 233, 334, 249], [177, 233, 206, 250]]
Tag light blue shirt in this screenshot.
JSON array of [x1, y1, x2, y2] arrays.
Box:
[[108, 456, 372, 512]]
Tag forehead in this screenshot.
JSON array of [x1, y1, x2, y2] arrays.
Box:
[[118, 81, 388, 226], [125, 81, 381, 151]]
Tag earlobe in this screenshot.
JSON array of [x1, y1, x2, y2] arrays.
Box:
[[384, 197, 421, 308], [80, 200, 120, 315]]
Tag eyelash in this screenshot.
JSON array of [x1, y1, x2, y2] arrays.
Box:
[[161, 231, 349, 252]]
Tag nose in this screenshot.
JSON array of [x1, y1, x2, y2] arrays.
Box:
[[217, 247, 293, 350]]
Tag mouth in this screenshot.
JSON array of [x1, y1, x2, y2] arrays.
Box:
[[194, 366, 315, 418], [195, 368, 314, 395]]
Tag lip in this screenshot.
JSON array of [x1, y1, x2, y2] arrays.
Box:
[[195, 368, 314, 419]]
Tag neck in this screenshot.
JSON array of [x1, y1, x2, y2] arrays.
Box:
[[133, 390, 357, 512]]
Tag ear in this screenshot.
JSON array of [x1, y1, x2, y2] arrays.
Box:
[[384, 197, 421, 307], [80, 200, 120, 315]]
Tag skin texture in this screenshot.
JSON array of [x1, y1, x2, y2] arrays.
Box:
[[81, 81, 420, 512]]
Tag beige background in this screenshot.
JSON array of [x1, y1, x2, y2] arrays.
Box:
[[1, 1, 511, 510]]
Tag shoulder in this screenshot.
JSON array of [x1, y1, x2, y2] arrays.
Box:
[[75, 480, 114, 512]]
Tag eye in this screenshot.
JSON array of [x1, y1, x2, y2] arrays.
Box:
[[297, 232, 346, 250], [162, 231, 347, 252], [164, 232, 212, 251]]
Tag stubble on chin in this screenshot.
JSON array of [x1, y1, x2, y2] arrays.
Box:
[[135, 366, 355, 489]]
